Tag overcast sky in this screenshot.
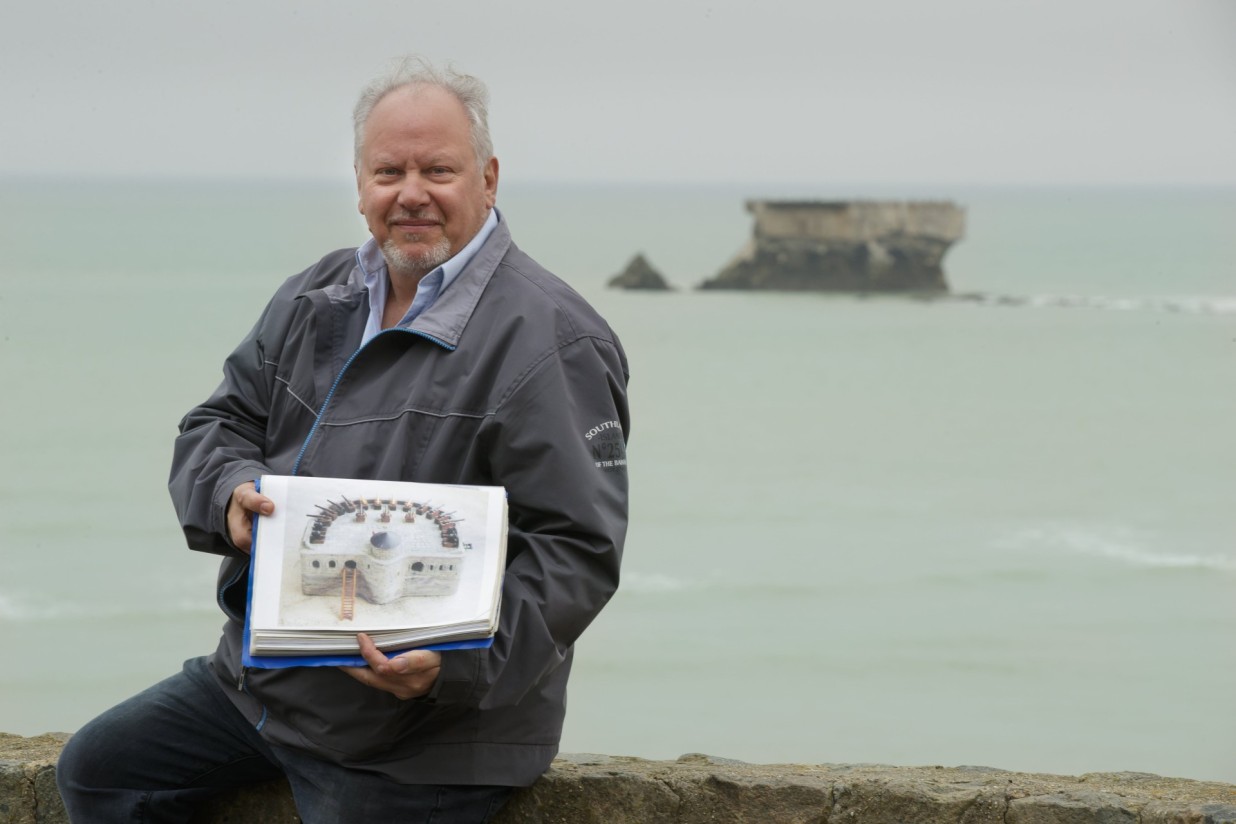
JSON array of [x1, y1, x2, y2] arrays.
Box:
[[3, 0, 1234, 187]]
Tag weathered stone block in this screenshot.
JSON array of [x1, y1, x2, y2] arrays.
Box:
[[678, 775, 829, 823], [500, 770, 679, 823], [5, 734, 1234, 824], [1008, 791, 1139, 824], [1142, 802, 1236, 824]]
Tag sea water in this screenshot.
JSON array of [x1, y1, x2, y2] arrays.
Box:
[[0, 180, 1232, 782]]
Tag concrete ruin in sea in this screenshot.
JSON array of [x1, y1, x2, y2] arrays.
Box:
[[700, 200, 966, 293], [300, 495, 464, 619]]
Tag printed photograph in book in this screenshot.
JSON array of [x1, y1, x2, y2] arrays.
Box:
[[250, 475, 507, 644]]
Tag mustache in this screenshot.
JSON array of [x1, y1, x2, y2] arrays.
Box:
[[388, 209, 441, 224]]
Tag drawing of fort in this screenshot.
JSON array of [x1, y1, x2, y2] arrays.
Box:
[[299, 495, 466, 619]]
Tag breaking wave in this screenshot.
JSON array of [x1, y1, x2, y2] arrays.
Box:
[[951, 293, 1236, 315], [620, 570, 822, 597], [999, 525, 1236, 573], [0, 593, 215, 624]]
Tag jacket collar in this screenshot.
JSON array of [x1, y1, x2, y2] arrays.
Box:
[[319, 214, 514, 352], [404, 215, 512, 350]]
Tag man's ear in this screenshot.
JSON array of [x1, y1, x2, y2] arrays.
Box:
[[483, 156, 499, 209]]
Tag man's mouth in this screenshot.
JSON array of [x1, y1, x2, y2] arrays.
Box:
[[389, 212, 441, 230]]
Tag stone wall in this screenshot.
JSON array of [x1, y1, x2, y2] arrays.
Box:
[[4, 733, 1234, 824]]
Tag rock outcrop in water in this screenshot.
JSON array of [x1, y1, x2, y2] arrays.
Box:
[[700, 200, 965, 293], [607, 253, 672, 290]]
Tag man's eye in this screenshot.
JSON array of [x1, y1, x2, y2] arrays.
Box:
[[428, 167, 452, 176], [377, 168, 400, 176]]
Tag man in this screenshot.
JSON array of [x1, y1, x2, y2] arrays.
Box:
[[56, 58, 630, 823]]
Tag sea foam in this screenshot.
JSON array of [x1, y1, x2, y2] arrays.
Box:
[[952, 293, 1236, 315], [999, 524, 1236, 573]]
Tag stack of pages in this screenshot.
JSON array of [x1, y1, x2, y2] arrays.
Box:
[[246, 474, 507, 665]]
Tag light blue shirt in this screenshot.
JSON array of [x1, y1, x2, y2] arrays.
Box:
[[356, 208, 499, 347]]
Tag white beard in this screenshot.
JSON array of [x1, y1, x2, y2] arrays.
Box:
[[382, 235, 452, 280]]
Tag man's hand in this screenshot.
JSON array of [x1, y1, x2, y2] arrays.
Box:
[[227, 481, 274, 554], [341, 633, 442, 700]]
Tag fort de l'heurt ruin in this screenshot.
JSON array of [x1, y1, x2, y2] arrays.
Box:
[[300, 496, 466, 620], [699, 200, 966, 292]]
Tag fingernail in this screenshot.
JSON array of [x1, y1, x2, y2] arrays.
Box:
[[389, 657, 409, 673]]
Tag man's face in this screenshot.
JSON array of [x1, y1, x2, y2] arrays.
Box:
[[356, 84, 499, 278]]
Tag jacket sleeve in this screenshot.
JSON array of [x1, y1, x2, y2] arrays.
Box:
[[168, 300, 280, 558], [430, 332, 630, 711]]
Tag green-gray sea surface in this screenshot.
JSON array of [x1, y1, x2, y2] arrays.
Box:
[[1, 180, 1233, 781]]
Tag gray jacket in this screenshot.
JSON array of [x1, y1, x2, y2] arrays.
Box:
[[168, 219, 630, 786]]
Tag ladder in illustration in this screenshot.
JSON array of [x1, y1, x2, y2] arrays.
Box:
[[340, 567, 357, 621]]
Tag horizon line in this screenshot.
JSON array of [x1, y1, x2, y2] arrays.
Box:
[[2, 173, 1235, 192]]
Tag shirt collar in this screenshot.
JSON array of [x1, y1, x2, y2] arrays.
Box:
[[356, 208, 500, 345]]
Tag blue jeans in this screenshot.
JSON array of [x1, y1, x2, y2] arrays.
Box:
[[56, 656, 512, 823]]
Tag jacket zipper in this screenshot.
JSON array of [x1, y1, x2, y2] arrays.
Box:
[[289, 328, 454, 476], [237, 328, 454, 690]]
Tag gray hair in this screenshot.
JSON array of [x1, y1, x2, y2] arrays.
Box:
[[353, 56, 493, 171]]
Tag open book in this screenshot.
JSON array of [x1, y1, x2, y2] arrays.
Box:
[[244, 474, 507, 668]]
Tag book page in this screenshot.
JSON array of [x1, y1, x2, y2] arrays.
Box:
[[251, 475, 505, 636]]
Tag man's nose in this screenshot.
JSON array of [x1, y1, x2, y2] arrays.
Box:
[[396, 175, 431, 209]]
